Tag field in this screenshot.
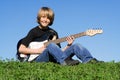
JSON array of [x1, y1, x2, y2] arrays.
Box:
[[0, 60, 120, 80]]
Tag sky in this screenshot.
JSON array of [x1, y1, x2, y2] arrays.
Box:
[[0, 0, 120, 62]]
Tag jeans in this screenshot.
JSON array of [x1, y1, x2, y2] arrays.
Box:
[[35, 43, 93, 64]]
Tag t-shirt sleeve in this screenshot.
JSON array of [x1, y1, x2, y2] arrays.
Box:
[[51, 30, 61, 48], [21, 29, 35, 47]]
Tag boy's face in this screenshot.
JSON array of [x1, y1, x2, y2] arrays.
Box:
[[40, 15, 50, 28]]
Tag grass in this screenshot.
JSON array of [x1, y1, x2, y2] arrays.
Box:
[[0, 59, 120, 80]]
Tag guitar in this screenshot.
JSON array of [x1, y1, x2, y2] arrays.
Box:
[[20, 29, 103, 61]]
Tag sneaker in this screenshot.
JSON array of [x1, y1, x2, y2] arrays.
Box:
[[62, 59, 80, 66], [88, 58, 104, 64]]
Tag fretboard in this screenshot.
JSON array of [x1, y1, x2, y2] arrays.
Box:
[[44, 32, 86, 46]]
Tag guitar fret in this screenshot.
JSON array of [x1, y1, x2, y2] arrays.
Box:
[[44, 32, 86, 46]]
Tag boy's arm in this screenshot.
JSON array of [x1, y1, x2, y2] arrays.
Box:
[[19, 44, 46, 54], [62, 36, 74, 51]]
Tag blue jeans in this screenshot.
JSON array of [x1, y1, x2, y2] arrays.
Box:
[[35, 43, 93, 64]]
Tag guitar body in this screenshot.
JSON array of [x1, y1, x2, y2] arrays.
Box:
[[27, 40, 48, 61]]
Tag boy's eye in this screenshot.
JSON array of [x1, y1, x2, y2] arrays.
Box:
[[41, 15, 47, 18]]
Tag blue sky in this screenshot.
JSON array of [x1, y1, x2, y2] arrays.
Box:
[[0, 0, 120, 62]]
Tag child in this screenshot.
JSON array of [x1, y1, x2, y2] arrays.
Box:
[[17, 7, 102, 65]]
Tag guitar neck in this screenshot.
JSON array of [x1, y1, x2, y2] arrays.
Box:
[[44, 32, 86, 46]]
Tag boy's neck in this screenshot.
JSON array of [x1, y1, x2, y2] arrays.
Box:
[[39, 25, 49, 29]]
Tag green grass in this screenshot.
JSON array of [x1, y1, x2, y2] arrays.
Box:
[[0, 60, 120, 80]]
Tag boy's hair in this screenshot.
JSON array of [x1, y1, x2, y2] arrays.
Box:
[[37, 7, 54, 26]]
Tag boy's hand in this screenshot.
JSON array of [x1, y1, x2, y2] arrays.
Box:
[[66, 36, 74, 45]]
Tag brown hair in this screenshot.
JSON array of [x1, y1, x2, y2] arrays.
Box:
[[37, 7, 54, 26]]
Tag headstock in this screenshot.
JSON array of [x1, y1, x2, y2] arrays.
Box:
[[86, 28, 103, 36]]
